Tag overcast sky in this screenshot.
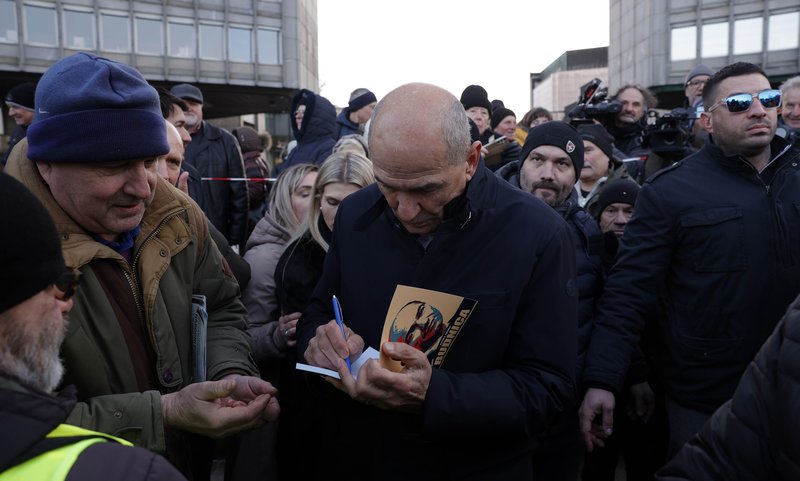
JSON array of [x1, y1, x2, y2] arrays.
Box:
[[318, 0, 610, 116]]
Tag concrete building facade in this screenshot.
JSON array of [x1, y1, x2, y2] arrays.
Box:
[[0, 0, 321, 145], [609, 0, 800, 108]]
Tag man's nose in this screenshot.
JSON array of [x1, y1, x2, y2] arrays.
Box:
[[394, 192, 421, 221], [125, 162, 154, 199]]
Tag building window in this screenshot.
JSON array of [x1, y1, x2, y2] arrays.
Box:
[[733, 17, 762, 55], [135, 17, 162, 55], [168, 20, 195, 58], [100, 12, 130, 52], [670, 25, 696, 61], [24, 4, 57, 46], [701, 22, 728, 58], [229, 26, 251, 62], [199, 23, 223, 60], [768, 11, 800, 51], [0, 1, 18, 43], [257, 28, 281, 64], [64, 9, 95, 50]]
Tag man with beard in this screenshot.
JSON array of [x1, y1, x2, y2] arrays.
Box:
[[0, 173, 186, 480], [601, 84, 657, 157], [580, 62, 800, 457], [497, 121, 604, 480]]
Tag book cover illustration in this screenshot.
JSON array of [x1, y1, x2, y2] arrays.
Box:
[[380, 285, 478, 369]]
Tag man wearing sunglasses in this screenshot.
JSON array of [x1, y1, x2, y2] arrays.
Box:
[[5, 53, 279, 480], [0, 173, 188, 480], [580, 62, 800, 457]]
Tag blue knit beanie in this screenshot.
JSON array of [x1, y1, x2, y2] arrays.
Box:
[[27, 52, 168, 163]]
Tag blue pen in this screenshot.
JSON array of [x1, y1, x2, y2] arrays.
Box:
[[332, 295, 352, 370]]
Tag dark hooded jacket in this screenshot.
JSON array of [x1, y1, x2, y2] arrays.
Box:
[[335, 108, 361, 139], [278, 90, 337, 174]]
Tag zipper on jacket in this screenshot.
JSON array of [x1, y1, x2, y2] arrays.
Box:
[[129, 210, 185, 353]]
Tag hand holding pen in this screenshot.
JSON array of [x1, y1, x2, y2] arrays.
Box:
[[303, 296, 364, 372], [332, 295, 352, 370]]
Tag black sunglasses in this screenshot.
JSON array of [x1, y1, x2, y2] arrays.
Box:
[[706, 89, 782, 113], [54, 269, 82, 300]]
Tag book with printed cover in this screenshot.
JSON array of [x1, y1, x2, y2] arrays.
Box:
[[380, 285, 478, 370]]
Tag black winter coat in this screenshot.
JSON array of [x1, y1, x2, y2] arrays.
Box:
[[496, 161, 604, 382], [583, 136, 800, 412], [183, 122, 249, 247], [657, 294, 800, 480], [296, 164, 578, 481]]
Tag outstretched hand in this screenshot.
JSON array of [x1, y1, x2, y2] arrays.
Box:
[[162, 375, 279, 438]]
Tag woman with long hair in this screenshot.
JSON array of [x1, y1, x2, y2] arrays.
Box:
[[242, 163, 318, 363]]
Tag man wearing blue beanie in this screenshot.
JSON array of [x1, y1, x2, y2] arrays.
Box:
[[5, 52, 278, 479]]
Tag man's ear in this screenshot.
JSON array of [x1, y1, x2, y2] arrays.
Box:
[[699, 111, 713, 134], [465, 141, 481, 180], [36, 162, 53, 186]]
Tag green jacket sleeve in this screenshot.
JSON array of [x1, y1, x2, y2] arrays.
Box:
[[66, 390, 166, 453]]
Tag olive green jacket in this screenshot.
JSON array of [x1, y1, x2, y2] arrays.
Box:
[[7, 140, 258, 454]]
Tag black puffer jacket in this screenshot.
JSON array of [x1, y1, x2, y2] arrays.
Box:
[[657, 294, 800, 480]]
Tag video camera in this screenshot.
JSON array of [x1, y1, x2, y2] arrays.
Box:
[[566, 78, 622, 125], [642, 107, 696, 161]]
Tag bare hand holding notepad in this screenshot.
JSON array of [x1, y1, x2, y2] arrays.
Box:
[[296, 347, 379, 380]]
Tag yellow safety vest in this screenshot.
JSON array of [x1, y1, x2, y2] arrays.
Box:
[[1, 424, 131, 481]]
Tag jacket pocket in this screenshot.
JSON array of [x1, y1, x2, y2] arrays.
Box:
[[679, 206, 746, 272]]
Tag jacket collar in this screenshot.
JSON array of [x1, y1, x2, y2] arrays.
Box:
[[354, 161, 496, 236], [704, 134, 794, 174], [0, 375, 77, 470]]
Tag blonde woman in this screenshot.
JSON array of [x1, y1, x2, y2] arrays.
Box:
[[242, 163, 318, 362], [275, 151, 375, 316]]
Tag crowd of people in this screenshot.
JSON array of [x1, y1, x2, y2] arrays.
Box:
[[2, 50, 800, 481]]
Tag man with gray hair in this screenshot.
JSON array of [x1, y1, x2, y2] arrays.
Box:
[[297, 82, 578, 480], [6, 52, 278, 479]]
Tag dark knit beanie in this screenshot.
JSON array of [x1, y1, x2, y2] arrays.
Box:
[[490, 107, 515, 131], [233, 126, 263, 153], [460, 85, 492, 113], [578, 124, 615, 160], [685, 64, 714, 85], [27, 52, 169, 164], [521, 122, 584, 179], [5, 82, 37, 111], [348, 90, 377, 112], [595, 179, 640, 216], [0, 173, 65, 314], [491, 99, 505, 111]]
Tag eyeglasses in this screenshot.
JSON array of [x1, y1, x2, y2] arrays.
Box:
[[706, 89, 782, 113], [53, 269, 82, 301], [686, 79, 707, 87]]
